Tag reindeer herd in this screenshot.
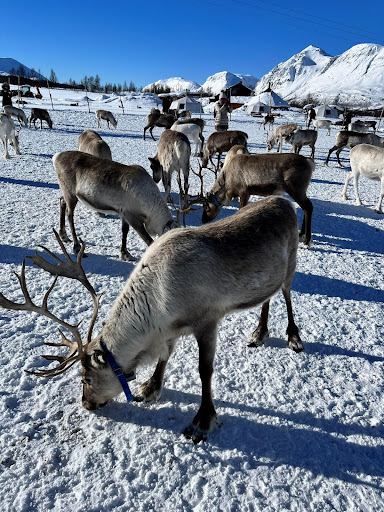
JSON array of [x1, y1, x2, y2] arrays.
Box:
[[1, 102, 383, 443]]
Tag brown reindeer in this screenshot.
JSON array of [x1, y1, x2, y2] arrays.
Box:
[[143, 108, 176, 141]]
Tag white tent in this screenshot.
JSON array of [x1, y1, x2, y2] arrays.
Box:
[[169, 95, 202, 114], [246, 101, 268, 115], [315, 104, 340, 120], [245, 91, 290, 111]]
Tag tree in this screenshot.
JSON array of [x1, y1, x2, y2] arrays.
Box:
[[49, 69, 58, 83], [17, 64, 26, 78], [128, 81, 136, 92], [95, 75, 101, 92]]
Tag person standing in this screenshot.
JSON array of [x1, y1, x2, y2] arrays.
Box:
[[214, 90, 232, 131], [0, 83, 15, 107]]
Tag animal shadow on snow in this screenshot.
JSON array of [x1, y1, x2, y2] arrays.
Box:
[[0, 176, 59, 190], [97, 387, 384, 489]]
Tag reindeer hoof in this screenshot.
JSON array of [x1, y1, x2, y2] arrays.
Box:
[[288, 334, 304, 353], [136, 379, 162, 402], [248, 327, 269, 347], [183, 424, 208, 444], [119, 250, 136, 262]]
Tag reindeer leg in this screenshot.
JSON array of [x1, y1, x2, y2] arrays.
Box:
[[65, 198, 82, 255], [119, 220, 135, 261], [149, 127, 156, 142], [296, 196, 313, 248], [336, 148, 344, 167], [58, 197, 70, 243], [184, 322, 219, 443], [248, 300, 270, 347], [281, 286, 303, 352], [135, 340, 176, 402], [2, 137, 9, 159], [239, 191, 250, 209]]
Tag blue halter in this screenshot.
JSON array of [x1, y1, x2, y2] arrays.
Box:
[[100, 340, 135, 403], [211, 193, 221, 208]]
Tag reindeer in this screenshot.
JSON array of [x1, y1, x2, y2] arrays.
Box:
[[285, 129, 317, 159], [202, 146, 314, 247], [173, 117, 205, 136], [53, 151, 177, 261], [95, 110, 117, 129], [78, 130, 112, 160], [170, 121, 204, 157], [267, 124, 299, 152], [3, 105, 28, 128], [0, 113, 20, 159], [201, 130, 248, 173], [312, 119, 332, 136], [143, 108, 176, 141], [148, 129, 191, 206], [325, 131, 384, 166], [29, 108, 53, 129], [260, 114, 275, 130], [0, 195, 303, 443], [341, 144, 384, 213]]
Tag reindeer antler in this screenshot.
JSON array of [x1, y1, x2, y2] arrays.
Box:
[[0, 230, 101, 377]]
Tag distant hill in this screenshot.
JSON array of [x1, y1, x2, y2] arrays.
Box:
[[142, 77, 201, 93], [0, 58, 46, 80]]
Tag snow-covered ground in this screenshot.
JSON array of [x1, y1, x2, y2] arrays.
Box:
[[0, 89, 383, 511]]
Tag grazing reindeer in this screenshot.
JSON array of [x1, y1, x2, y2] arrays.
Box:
[[143, 108, 176, 141], [341, 144, 384, 213], [325, 131, 384, 166], [201, 130, 248, 173], [285, 129, 317, 159], [3, 105, 28, 128], [267, 124, 299, 152], [53, 151, 177, 261], [148, 129, 191, 206], [0, 113, 20, 159], [202, 146, 314, 247], [29, 108, 53, 129], [0, 196, 303, 443], [95, 110, 117, 129], [78, 130, 112, 160]]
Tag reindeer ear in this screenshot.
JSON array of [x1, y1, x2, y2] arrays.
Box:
[[92, 350, 107, 367]]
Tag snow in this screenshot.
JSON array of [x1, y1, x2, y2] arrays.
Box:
[[0, 88, 383, 511]]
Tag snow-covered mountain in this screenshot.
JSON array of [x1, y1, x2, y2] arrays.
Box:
[[142, 76, 201, 92], [254, 46, 333, 101], [0, 57, 46, 79], [199, 71, 259, 95], [255, 43, 384, 108], [301, 43, 384, 107]]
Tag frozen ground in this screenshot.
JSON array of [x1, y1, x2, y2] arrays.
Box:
[[0, 89, 383, 511]]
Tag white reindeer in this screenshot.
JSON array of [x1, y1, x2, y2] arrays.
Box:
[[3, 105, 28, 128], [0, 195, 304, 444], [170, 121, 204, 156], [341, 144, 384, 213], [95, 110, 117, 129], [0, 113, 20, 159], [312, 119, 332, 136]]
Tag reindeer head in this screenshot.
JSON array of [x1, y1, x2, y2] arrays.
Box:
[[201, 174, 226, 224], [148, 156, 162, 183], [0, 231, 135, 411]]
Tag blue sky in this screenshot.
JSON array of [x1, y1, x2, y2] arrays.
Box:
[[2, 0, 384, 88]]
